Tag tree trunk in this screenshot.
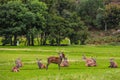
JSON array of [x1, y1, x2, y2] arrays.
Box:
[[56, 38, 61, 46], [40, 34, 43, 45], [80, 40, 85, 45], [37, 34, 40, 46], [56, 32, 61, 46], [10, 35, 13, 46], [104, 20, 107, 31], [13, 34, 17, 46], [31, 34, 34, 46], [26, 35, 30, 46], [43, 33, 47, 45]]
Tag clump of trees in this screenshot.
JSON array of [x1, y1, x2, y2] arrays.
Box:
[[0, 0, 120, 46], [96, 3, 120, 31], [0, 0, 47, 46]]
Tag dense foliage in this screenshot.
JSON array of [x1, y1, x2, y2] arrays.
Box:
[[0, 0, 119, 46]]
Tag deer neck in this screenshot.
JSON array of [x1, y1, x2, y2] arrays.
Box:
[[60, 56, 63, 61]]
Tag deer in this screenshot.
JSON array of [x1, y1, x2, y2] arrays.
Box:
[[11, 66, 19, 72], [109, 58, 118, 68], [60, 58, 69, 67], [36, 58, 46, 69], [15, 58, 23, 68], [82, 55, 97, 67], [46, 52, 65, 70]]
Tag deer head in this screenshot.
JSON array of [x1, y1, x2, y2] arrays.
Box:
[[110, 58, 114, 62], [82, 55, 87, 60], [109, 58, 118, 68], [58, 52, 65, 60]]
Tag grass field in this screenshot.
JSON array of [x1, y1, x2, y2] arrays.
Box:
[[0, 45, 120, 80]]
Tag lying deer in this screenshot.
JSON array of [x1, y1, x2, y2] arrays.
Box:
[[109, 58, 118, 68], [82, 55, 97, 67], [37, 58, 46, 69], [46, 52, 65, 70], [60, 58, 69, 67], [11, 66, 19, 72], [15, 58, 23, 68]]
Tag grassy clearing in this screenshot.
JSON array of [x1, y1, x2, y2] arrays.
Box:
[[0, 45, 120, 80]]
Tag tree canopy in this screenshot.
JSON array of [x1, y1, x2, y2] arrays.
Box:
[[0, 0, 119, 46]]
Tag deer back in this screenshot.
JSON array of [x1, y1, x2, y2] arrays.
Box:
[[110, 61, 118, 68], [48, 56, 62, 64]]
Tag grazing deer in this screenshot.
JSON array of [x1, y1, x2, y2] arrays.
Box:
[[82, 55, 97, 67], [46, 52, 65, 70], [60, 58, 69, 67], [11, 66, 19, 72], [109, 58, 118, 68], [15, 58, 23, 68], [37, 58, 46, 69]]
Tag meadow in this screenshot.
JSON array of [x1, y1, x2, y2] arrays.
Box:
[[0, 45, 120, 80]]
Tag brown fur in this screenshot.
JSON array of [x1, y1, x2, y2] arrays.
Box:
[[109, 59, 118, 68], [11, 66, 19, 72], [37, 59, 46, 69], [83, 55, 96, 67], [46, 52, 65, 70], [15, 58, 23, 68], [60, 58, 69, 67], [41, 64, 46, 68]]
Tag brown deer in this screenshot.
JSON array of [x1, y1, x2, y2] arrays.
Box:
[[60, 58, 69, 67], [15, 58, 23, 68], [37, 58, 46, 69], [46, 52, 65, 70], [109, 58, 118, 68], [11, 66, 19, 72], [82, 55, 97, 67]]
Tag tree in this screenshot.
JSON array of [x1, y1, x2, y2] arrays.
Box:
[[78, 0, 104, 28], [105, 4, 120, 29], [96, 7, 107, 31], [22, 0, 47, 46], [47, 14, 67, 46], [0, 0, 48, 46], [0, 0, 28, 46], [64, 12, 88, 45], [96, 4, 120, 31]]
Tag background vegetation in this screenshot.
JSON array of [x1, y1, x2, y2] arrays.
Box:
[[0, 0, 120, 46]]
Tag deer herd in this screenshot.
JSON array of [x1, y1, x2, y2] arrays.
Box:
[[11, 52, 118, 72]]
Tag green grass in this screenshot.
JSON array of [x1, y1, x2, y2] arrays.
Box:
[[0, 45, 120, 80]]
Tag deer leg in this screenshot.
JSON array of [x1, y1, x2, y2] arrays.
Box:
[[58, 64, 60, 70], [46, 63, 49, 70]]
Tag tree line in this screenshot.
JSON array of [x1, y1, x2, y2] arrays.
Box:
[[0, 0, 120, 46]]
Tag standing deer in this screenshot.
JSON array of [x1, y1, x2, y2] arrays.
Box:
[[37, 58, 46, 69], [109, 58, 118, 68], [46, 52, 65, 70], [82, 55, 97, 67]]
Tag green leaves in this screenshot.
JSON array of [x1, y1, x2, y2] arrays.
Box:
[[0, 0, 48, 46], [105, 4, 120, 28], [78, 0, 104, 27]]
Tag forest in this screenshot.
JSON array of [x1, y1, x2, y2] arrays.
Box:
[[0, 0, 120, 46]]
